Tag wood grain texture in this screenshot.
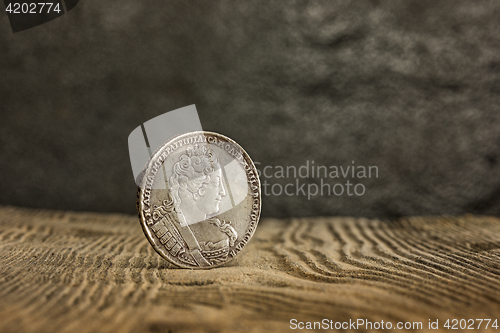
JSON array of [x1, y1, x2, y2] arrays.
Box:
[[0, 206, 499, 332]]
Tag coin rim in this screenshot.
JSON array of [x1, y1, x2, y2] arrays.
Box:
[[136, 131, 262, 269]]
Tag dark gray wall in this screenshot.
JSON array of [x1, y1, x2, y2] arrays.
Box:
[[1, 0, 499, 218]]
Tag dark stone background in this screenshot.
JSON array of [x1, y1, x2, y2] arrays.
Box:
[[1, 0, 499, 218]]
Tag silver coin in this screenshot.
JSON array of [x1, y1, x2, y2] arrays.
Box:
[[136, 131, 261, 269]]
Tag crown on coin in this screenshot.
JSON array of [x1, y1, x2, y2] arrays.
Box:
[[185, 144, 215, 161]]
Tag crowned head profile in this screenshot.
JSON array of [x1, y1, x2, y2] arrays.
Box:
[[169, 144, 226, 225]]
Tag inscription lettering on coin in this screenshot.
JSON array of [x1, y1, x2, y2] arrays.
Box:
[[137, 131, 261, 269]]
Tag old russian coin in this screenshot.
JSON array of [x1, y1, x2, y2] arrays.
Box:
[[136, 131, 261, 269]]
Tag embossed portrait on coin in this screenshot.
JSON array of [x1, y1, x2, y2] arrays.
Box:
[[169, 144, 227, 225], [137, 131, 260, 268]]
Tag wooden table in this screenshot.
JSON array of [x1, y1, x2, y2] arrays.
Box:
[[0, 206, 499, 332]]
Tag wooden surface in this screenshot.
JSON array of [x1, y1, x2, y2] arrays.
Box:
[[0, 206, 499, 332]]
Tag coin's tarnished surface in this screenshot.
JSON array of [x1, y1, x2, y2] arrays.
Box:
[[137, 131, 261, 269]]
